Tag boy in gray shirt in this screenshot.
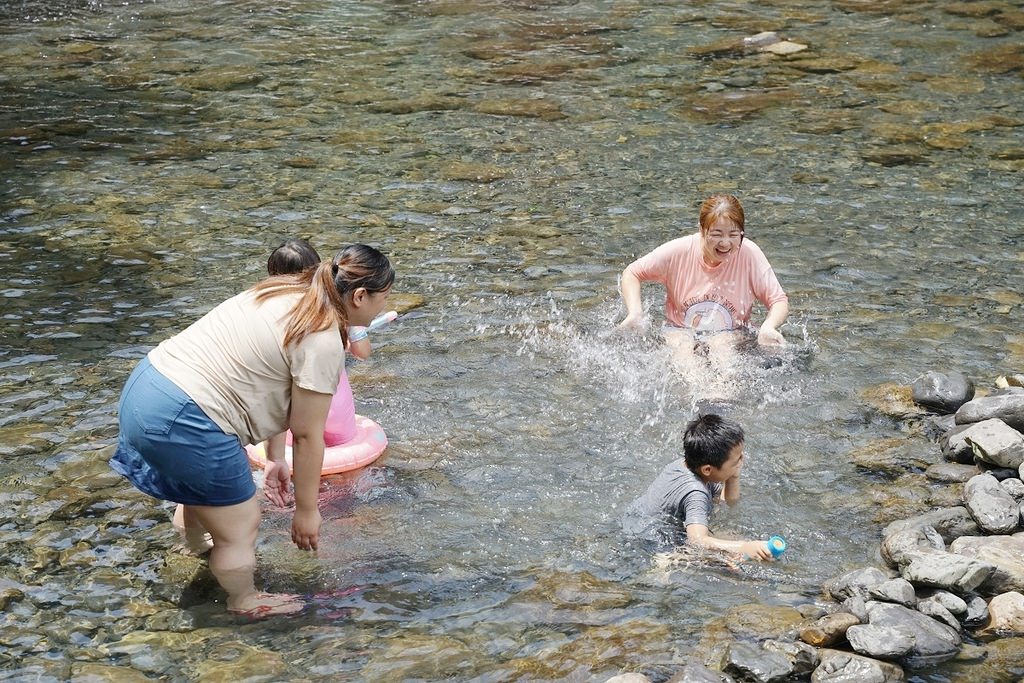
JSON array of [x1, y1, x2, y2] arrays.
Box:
[[627, 413, 773, 560]]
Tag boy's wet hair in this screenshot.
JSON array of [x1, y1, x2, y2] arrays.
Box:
[[683, 413, 745, 472], [268, 238, 321, 276]]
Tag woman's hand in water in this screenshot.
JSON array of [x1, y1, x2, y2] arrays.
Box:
[[757, 323, 785, 347], [264, 460, 293, 508], [291, 507, 322, 551]]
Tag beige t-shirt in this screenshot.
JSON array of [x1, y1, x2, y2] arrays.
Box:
[[148, 289, 344, 445]]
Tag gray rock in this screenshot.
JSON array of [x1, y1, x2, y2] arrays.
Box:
[[845, 624, 915, 659], [963, 473, 1020, 534], [724, 641, 793, 683], [880, 527, 945, 569], [919, 590, 967, 616], [670, 663, 732, 683], [1000, 477, 1024, 501], [867, 579, 917, 607], [901, 552, 996, 593], [882, 507, 979, 544], [912, 372, 975, 414], [979, 590, 1024, 634], [810, 649, 905, 682], [667, 662, 735, 683], [950, 534, 1024, 594], [800, 612, 862, 647], [824, 567, 890, 601], [865, 601, 962, 664], [924, 463, 980, 483], [955, 394, 1024, 432], [921, 414, 957, 441], [963, 593, 989, 625], [761, 639, 819, 676], [917, 598, 961, 631], [940, 424, 977, 464], [606, 675, 652, 683], [963, 419, 1024, 469], [841, 596, 869, 623]]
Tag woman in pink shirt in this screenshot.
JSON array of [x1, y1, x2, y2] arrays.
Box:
[[618, 194, 789, 347]]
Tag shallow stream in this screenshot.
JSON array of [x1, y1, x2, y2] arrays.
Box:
[[1, 0, 1022, 680]]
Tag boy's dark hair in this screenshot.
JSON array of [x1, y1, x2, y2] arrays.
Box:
[[268, 238, 321, 276], [683, 413, 745, 472]]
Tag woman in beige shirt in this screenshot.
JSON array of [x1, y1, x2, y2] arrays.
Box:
[[111, 244, 394, 618]]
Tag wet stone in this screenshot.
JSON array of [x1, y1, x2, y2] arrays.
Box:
[[950, 534, 1024, 594], [811, 648, 904, 682], [963, 473, 1020, 534], [912, 371, 975, 414], [926, 463, 980, 483]]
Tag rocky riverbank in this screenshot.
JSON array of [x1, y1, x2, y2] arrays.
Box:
[[607, 371, 1024, 683]]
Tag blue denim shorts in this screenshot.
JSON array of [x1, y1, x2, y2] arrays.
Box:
[[110, 356, 256, 506]]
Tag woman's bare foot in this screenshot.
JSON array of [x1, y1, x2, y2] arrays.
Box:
[[227, 591, 305, 619]]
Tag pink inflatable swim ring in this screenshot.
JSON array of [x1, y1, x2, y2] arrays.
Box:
[[245, 414, 387, 475], [246, 368, 387, 475]]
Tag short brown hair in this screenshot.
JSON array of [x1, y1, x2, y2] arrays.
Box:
[[698, 194, 745, 234]]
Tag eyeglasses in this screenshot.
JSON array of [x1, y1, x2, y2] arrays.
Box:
[[706, 231, 744, 241]]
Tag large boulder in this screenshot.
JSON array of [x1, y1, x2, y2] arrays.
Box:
[[882, 507, 979, 544], [963, 473, 1020, 534], [863, 602, 961, 665], [900, 552, 996, 593], [880, 526, 945, 569], [845, 624, 915, 660], [963, 418, 1024, 469], [955, 393, 1024, 432], [912, 372, 975, 414], [950, 534, 1024, 594], [810, 649, 905, 682]]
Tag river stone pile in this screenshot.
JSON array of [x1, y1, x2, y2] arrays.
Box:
[[605, 371, 1024, 683]]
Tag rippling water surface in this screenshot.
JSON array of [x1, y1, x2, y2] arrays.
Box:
[[1, 0, 1022, 680]]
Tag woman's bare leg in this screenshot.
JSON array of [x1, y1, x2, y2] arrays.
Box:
[[189, 497, 301, 614]]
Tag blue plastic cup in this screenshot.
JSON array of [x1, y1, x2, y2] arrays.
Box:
[[767, 535, 787, 558]]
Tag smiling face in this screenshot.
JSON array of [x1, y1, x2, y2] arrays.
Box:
[[700, 216, 744, 267]]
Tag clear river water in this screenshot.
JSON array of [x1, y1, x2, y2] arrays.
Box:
[[1, 0, 1022, 681]]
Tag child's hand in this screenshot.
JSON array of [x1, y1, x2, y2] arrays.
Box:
[[263, 461, 293, 508], [741, 540, 774, 561]]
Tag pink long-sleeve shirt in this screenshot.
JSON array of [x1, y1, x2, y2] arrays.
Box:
[[625, 233, 787, 332]]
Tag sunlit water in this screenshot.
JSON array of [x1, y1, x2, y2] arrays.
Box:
[[1, 0, 1022, 680]]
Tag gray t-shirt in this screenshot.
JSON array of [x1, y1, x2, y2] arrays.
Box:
[[627, 459, 723, 529]]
